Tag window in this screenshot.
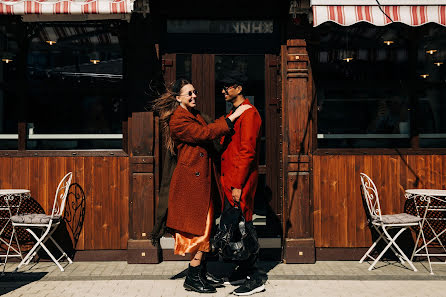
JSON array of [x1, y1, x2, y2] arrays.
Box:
[[0, 21, 126, 151], [26, 23, 124, 150], [0, 26, 20, 149], [310, 23, 446, 149]]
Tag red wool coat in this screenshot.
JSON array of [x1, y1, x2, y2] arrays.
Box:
[[220, 99, 262, 222], [166, 106, 229, 236]]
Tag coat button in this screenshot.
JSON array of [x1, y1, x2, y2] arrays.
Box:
[[221, 157, 225, 161], [199, 152, 204, 157], [222, 173, 225, 176], [195, 172, 200, 177]]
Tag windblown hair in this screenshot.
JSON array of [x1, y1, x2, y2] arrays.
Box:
[[151, 78, 191, 155]]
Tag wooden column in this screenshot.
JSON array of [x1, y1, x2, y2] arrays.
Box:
[[281, 39, 315, 263], [192, 54, 215, 119], [127, 111, 160, 263]]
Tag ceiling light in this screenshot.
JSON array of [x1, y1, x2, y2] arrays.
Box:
[[343, 57, 353, 62], [384, 40, 394, 46], [426, 49, 437, 55], [420, 74, 429, 78], [46, 40, 56, 45], [90, 59, 100, 64], [2, 58, 12, 63], [434, 62, 443, 67]]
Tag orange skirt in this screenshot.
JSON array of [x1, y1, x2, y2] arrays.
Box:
[[174, 203, 214, 256]]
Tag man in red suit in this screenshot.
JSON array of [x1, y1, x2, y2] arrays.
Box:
[[220, 72, 265, 296]]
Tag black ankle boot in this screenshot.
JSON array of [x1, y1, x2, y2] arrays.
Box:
[[184, 264, 216, 293], [201, 260, 224, 287]]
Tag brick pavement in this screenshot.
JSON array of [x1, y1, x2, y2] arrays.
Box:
[[2, 260, 446, 297]]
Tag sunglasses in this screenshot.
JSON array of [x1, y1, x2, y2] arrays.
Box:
[[179, 90, 198, 97], [222, 85, 238, 94]]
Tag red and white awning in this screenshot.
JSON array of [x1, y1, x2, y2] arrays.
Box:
[[0, 0, 134, 15], [311, 1, 446, 27]]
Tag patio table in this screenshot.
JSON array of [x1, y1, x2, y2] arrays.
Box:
[[0, 189, 30, 274], [405, 189, 446, 274]]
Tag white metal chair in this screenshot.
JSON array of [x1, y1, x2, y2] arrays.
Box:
[[359, 173, 421, 271], [11, 172, 73, 272]]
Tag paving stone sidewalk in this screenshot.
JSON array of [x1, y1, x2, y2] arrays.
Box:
[[1, 260, 446, 297]]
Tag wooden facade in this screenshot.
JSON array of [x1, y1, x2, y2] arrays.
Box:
[[313, 154, 446, 248], [0, 155, 129, 251], [2, 3, 446, 264]]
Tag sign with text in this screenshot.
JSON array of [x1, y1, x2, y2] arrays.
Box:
[[167, 20, 274, 34]]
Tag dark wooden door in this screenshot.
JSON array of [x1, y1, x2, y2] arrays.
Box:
[[161, 52, 282, 238]]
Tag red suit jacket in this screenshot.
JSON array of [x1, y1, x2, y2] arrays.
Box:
[[220, 99, 262, 222]]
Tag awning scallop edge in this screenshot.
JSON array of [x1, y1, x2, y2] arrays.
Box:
[[0, 0, 134, 15], [312, 5, 446, 27]]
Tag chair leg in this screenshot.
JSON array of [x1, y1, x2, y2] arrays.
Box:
[[389, 237, 418, 272], [16, 228, 45, 270], [37, 240, 65, 272], [18, 227, 51, 268], [48, 235, 72, 264], [17, 239, 40, 270], [24, 228, 65, 271], [19, 226, 69, 272], [31, 227, 60, 262], [380, 233, 405, 264], [382, 227, 417, 272], [369, 227, 417, 272], [24, 226, 60, 266], [2, 230, 15, 274], [359, 232, 385, 263], [420, 227, 433, 274]]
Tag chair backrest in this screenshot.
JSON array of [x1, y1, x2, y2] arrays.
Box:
[[51, 172, 73, 219], [360, 173, 382, 221]]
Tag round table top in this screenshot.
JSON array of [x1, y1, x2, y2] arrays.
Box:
[[406, 189, 446, 197], [0, 189, 30, 195]]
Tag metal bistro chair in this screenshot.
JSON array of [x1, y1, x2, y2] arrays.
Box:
[[11, 172, 73, 272], [359, 173, 421, 271]]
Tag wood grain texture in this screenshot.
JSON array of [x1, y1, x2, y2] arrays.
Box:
[[0, 156, 129, 250], [265, 54, 282, 216], [192, 54, 215, 119], [281, 40, 314, 244], [313, 154, 446, 247]]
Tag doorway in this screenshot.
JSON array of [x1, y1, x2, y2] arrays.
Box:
[[162, 52, 282, 239]]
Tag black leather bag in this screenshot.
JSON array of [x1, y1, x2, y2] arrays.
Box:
[[212, 202, 259, 261]]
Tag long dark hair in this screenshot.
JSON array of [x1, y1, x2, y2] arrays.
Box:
[[152, 78, 191, 154]]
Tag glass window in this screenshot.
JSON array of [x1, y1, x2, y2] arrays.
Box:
[[311, 23, 446, 149], [26, 23, 124, 150], [416, 26, 446, 148], [0, 28, 19, 149], [311, 23, 413, 148]]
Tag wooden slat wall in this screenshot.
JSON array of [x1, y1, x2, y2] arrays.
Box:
[[192, 54, 215, 119], [313, 154, 446, 248], [0, 156, 129, 250]]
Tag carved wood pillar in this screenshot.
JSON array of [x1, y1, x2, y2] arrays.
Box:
[[281, 39, 315, 263], [127, 111, 160, 263]]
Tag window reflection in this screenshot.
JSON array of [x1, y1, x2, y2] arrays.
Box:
[[311, 23, 446, 148], [26, 23, 124, 150], [0, 26, 19, 149]]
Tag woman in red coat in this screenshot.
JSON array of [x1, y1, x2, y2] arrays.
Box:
[[152, 78, 250, 293]]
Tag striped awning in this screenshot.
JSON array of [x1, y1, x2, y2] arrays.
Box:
[[0, 0, 134, 15], [311, 1, 446, 27]]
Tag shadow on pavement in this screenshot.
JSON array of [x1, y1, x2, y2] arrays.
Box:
[[0, 272, 47, 295], [170, 260, 280, 282]]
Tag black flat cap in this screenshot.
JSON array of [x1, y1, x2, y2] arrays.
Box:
[[221, 70, 248, 86]]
